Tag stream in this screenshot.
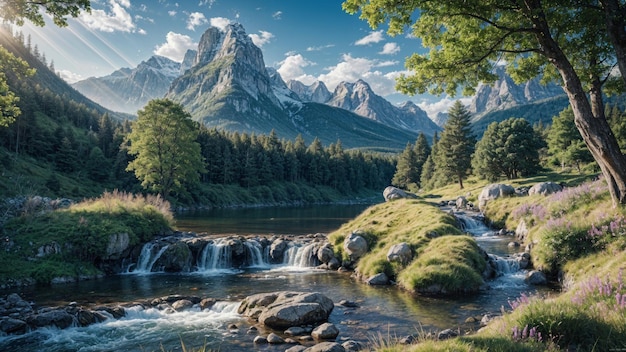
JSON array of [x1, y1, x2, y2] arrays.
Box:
[[0, 204, 550, 352]]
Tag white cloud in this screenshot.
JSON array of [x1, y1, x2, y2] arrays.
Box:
[[317, 54, 402, 95], [417, 97, 473, 119], [306, 44, 335, 52], [277, 54, 317, 85], [249, 30, 274, 47], [355, 30, 384, 45], [58, 69, 84, 84], [168, 10, 177, 16], [187, 12, 208, 31], [154, 32, 197, 62], [380, 42, 400, 55], [138, 28, 147, 35], [79, 0, 135, 32], [210, 17, 231, 31], [272, 11, 282, 20]]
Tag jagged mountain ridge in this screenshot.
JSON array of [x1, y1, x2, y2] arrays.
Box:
[[72, 55, 181, 114]]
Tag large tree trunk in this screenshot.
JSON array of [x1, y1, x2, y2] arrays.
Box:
[[531, 6, 626, 206]]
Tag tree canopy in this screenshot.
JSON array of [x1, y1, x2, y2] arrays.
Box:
[[343, 0, 626, 206], [473, 117, 545, 181], [126, 99, 204, 198]]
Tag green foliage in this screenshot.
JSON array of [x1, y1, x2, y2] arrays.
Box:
[[1, 191, 173, 284], [0, 44, 33, 127], [430, 101, 475, 189], [392, 133, 431, 191], [127, 99, 205, 198], [0, 0, 91, 27], [473, 118, 545, 181], [547, 107, 595, 171]]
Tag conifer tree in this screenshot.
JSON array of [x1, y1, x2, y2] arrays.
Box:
[[391, 142, 418, 190], [432, 101, 475, 189]]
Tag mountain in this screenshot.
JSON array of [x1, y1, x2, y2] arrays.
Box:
[[326, 80, 440, 136], [287, 80, 332, 103], [72, 55, 180, 114], [165, 23, 422, 150], [470, 65, 565, 118]]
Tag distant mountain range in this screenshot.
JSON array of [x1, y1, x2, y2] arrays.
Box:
[[71, 22, 572, 146]]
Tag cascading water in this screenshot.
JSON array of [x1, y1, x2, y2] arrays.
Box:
[[130, 242, 169, 273], [198, 238, 233, 272], [282, 242, 319, 268], [243, 239, 269, 268]]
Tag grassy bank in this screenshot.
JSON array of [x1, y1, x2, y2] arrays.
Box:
[[377, 175, 626, 351], [0, 191, 174, 285], [328, 199, 487, 294]]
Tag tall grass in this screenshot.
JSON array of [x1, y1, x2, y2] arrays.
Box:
[[71, 190, 174, 225]]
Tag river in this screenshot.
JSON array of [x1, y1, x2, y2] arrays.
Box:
[[0, 204, 549, 352]]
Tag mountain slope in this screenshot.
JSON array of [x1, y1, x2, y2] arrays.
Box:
[[72, 55, 180, 114]]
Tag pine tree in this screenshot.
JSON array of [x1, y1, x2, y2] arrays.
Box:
[[392, 142, 418, 190], [433, 101, 475, 189]]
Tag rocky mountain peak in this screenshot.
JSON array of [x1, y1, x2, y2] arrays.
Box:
[[286, 79, 331, 103]]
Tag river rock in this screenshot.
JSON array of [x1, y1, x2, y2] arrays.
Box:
[[286, 346, 308, 352], [0, 317, 28, 334], [312, 322, 339, 340], [156, 242, 193, 272], [200, 298, 217, 310], [270, 239, 288, 262], [386, 242, 412, 265], [105, 233, 130, 260], [383, 186, 418, 201], [366, 272, 389, 285], [528, 182, 563, 196], [26, 309, 74, 329], [253, 335, 268, 344], [343, 232, 368, 260], [238, 291, 334, 329], [456, 196, 468, 209], [515, 219, 529, 242], [305, 342, 346, 352], [437, 328, 458, 340], [171, 299, 194, 311], [285, 326, 308, 336], [317, 244, 335, 264], [526, 270, 548, 285], [342, 340, 365, 351], [478, 184, 515, 211], [267, 332, 285, 344]]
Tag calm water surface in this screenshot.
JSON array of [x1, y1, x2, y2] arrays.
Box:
[[0, 204, 549, 352]]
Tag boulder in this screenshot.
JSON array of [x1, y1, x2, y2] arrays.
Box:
[[317, 244, 335, 264], [383, 186, 418, 202], [287, 346, 308, 352], [0, 317, 28, 334], [343, 232, 368, 260], [515, 219, 529, 243], [437, 328, 458, 340], [478, 184, 516, 211], [366, 273, 389, 285], [270, 239, 288, 262], [455, 196, 468, 209], [386, 242, 412, 265], [26, 310, 74, 329], [526, 270, 548, 285], [238, 292, 334, 329], [305, 342, 346, 352], [528, 182, 563, 196], [171, 299, 194, 311], [155, 242, 192, 272], [267, 332, 285, 344], [105, 233, 130, 260], [311, 322, 339, 340]]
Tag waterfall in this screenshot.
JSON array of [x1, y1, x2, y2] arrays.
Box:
[[283, 242, 319, 267], [244, 239, 269, 268], [198, 239, 232, 271], [489, 254, 521, 276], [457, 213, 492, 237], [132, 242, 169, 273]]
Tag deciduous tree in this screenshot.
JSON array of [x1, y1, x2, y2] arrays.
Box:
[[343, 0, 626, 206], [126, 99, 204, 198]]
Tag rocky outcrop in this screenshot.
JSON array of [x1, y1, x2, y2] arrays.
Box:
[[386, 242, 412, 265], [238, 291, 334, 329], [383, 186, 418, 201], [478, 184, 516, 211]]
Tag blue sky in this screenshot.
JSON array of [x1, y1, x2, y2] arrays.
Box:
[[18, 0, 468, 117]]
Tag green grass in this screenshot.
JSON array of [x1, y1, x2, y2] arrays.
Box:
[[328, 199, 486, 294], [1, 191, 174, 285]]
